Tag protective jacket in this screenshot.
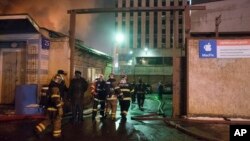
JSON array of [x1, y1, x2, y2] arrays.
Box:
[[35, 87, 63, 138], [91, 79, 107, 119], [105, 78, 118, 120], [115, 81, 131, 120]]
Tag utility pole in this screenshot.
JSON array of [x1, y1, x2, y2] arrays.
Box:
[[69, 12, 76, 80]]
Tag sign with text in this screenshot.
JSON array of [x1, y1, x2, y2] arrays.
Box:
[[199, 39, 250, 58]]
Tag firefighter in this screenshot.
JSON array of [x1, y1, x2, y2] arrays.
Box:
[[35, 87, 63, 138], [68, 70, 88, 122], [90, 74, 107, 120], [116, 75, 131, 121], [48, 70, 68, 100], [48, 70, 69, 114], [105, 73, 118, 120]]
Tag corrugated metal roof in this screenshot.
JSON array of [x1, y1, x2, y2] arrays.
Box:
[[75, 39, 112, 61]]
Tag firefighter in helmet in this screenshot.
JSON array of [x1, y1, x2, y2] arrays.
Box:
[[105, 73, 118, 120], [35, 87, 64, 138], [48, 70, 68, 100], [90, 74, 107, 120], [115, 75, 131, 121]]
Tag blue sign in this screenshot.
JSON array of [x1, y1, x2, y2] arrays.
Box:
[[42, 37, 50, 49], [199, 40, 217, 58]]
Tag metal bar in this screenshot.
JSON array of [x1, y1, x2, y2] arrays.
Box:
[[67, 6, 205, 14]]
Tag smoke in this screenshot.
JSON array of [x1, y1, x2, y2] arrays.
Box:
[[0, 0, 98, 39]]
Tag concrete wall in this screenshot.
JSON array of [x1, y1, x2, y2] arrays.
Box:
[[191, 0, 250, 32], [187, 39, 250, 118], [74, 48, 112, 82], [48, 38, 71, 86]]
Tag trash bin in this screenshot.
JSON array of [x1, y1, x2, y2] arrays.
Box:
[[15, 84, 41, 115]]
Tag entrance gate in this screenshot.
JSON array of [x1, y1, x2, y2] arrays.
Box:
[[67, 2, 205, 117]]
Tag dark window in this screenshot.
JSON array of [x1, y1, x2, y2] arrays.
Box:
[[122, 0, 126, 7], [179, 11, 183, 15], [130, 0, 134, 7], [146, 0, 150, 7], [170, 1, 174, 6], [154, 36, 157, 48], [179, 29, 183, 33], [162, 20, 166, 25], [164, 57, 173, 65], [146, 20, 149, 34], [154, 0, 158, 7], [130, 12, 133, 17], [130, 21, 134, 48], [154, 12, 157, 34], [136, 57, 167, 65], [137, 34, 141, 48], [115, 2, 118, 8], [122, 12, 125, 17], [179, 18, 183, 24], [179, 38, 183, 43], [138, 0, 142, 7], [162, 1, 166, 6], [162, 28, 166, 33], [162, 37, 166, 44]]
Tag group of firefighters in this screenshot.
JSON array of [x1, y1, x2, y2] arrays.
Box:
[[35, 70, 147, 138]]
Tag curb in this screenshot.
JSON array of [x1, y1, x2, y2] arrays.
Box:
[[163, 120, 221, 141]]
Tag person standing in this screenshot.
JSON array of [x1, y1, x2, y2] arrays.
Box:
[[68, 70, 88, 122], [130, 80, 136, 104], [116, 75, 131, 121], [105, 73, 118, 120], [158, 81, 164, 100], [135, 78, 146, 111], [90, 74, 107, 120]]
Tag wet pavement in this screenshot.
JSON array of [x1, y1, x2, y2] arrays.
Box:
[[0, 94, 230, 141]]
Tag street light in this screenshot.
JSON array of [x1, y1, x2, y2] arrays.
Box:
[[113, 32, 125, 74], [115, 33, 124, 44], [144, 47, 148, 54]]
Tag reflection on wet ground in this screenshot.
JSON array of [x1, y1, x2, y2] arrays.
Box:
[[0, 94, 202, 141]]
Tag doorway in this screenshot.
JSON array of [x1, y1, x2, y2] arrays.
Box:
[[1, 48, 26, 104]]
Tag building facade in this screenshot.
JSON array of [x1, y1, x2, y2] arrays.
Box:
[[115, 0, 188, 90]]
